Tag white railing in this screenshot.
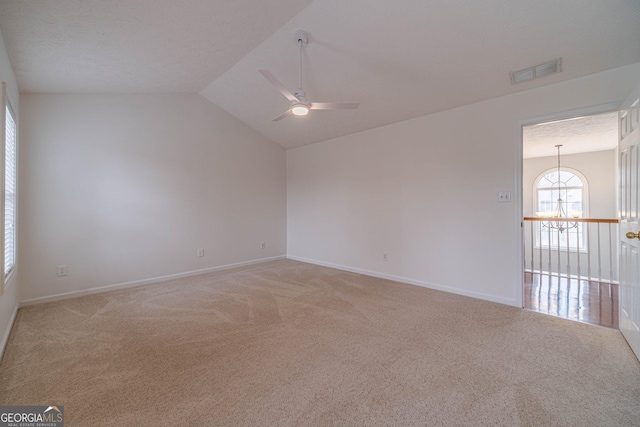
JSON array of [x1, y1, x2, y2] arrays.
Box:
[[523, 217, 619, 283]]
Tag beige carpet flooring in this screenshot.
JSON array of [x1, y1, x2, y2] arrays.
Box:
[[1, 259, 639, 426]]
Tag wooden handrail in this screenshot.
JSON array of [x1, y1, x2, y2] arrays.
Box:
[[523, 217, 619, 223]]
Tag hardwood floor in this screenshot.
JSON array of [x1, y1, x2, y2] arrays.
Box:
[[524, 272, 618, 329]]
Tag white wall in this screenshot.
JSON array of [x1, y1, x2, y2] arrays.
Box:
[[19, 93, 286, 302], [0, 27, 19, 357], [523, 150, 617, 281], [287, 62, 640, 306]]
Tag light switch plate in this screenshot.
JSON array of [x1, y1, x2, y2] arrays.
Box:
[[498, 191, 511, 202]]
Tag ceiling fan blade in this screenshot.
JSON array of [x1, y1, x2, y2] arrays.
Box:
[[259, 69, 298, 103], [272, 110, 292, 122], [310, 102, 360, 110]]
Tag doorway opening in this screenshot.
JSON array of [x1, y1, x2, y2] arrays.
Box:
[[522, 111, 619, 328]]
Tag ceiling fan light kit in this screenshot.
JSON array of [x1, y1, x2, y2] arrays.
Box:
[[291, 104, 310, 116], [259, 30, 359, 121]]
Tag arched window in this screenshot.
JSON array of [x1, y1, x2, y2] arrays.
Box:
[[534, 168, 588, 250]]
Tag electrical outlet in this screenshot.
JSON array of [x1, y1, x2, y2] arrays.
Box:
[[260, 242, 266, 249], [383, 253, 388, 261], [57, 265, 68, 277], [197, 248, 204, 257]]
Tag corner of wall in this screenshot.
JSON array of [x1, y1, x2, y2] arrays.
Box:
[[0, 300, 18, 362]]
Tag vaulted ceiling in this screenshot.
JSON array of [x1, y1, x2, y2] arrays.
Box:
[[1, 0, 639, 149]]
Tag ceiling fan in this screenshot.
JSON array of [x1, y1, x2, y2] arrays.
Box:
[[259, 30, 359, 121]]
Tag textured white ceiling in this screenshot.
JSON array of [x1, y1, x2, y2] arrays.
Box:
[[1, 0, 639, 149], [523, 112, 619, 159], [0, 0, 313, 92]]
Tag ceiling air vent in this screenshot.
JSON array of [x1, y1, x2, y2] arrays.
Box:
[[510, 58, 562, 85]]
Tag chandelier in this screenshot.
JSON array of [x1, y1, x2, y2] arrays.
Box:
[[535, 144, 581, 233]]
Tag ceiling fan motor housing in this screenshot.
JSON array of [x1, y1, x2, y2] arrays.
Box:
[[294, 88, 308, 102]]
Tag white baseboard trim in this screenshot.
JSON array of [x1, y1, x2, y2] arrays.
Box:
[[20, 255, 287, 307], [0, 303, 19, 362], [287, 255, 518, 307]]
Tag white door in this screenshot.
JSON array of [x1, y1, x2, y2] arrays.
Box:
[[619, 83, 640, 360]]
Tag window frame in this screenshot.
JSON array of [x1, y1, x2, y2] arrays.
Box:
[[2, 82, 17, 286], [0, 82, 19, 295], [533, 167, 589, 252]]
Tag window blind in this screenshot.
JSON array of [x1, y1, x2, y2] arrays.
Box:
[[5, 105, 16, 277]]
